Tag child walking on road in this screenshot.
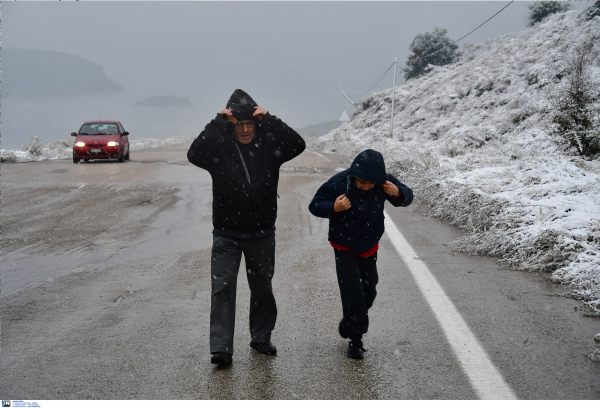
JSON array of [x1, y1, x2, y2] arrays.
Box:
[[308, 149, 413, 359]]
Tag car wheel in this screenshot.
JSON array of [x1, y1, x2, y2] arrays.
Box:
[[73, 155, 79, 163], [124, 147, 130, 161], [118, 150, 125, 163]]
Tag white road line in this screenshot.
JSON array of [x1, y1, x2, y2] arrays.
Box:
[[384, 210, 517, 400]]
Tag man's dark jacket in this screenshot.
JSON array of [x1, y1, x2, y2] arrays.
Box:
[[309, 149, 413, 253], [187, 102, 305, 240]]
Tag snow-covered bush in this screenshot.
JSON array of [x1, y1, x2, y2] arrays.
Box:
[[548, 36, 600, 157], [581, 0, 600, 21], [1, 136, 74, 162], [0, 150, 18, 163], [403, 27, 458, 81], [527, 1, 572, 27]]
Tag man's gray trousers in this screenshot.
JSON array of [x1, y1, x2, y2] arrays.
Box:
[[209, 233, 277, 354]]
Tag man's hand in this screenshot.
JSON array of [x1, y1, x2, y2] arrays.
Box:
[[253, 106, 268, 121], [333, 194, 351, 213], [219, 108, 233, 117], [383, 181, 400, 197]]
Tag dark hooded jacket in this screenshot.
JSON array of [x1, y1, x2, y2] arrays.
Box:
[[309, 149, 413, 253], [187, 89, 306, 239]]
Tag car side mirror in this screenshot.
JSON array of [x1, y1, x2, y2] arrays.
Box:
[[71, 132, 77, 137], [122, 131, 129, 136]]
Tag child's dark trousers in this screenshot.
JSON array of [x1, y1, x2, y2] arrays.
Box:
[[334, 248, 379, 340]]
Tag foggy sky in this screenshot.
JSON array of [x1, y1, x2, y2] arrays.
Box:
[[2, 1, 552, 144]]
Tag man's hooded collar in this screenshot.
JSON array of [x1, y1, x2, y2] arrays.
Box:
[[226, 89, 258, 122], [346, 149, 387, 188]]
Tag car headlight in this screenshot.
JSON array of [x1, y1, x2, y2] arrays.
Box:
[[107, 141, 120, 146], [75, 142, 85, 147]]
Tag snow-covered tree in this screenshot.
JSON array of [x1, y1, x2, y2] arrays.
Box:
[[403, 27, 458, 81], [549, 38, 600, 156], [527, 1, 572, 27], [582, 0, 600, 21]]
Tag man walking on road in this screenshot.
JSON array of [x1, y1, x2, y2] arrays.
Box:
[[187, 89, 305, 366]]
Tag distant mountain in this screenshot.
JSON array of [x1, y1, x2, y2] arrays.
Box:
[[132, 95, 192, 107], [295, 119, 340, 137], [2, 48, 124, 97]]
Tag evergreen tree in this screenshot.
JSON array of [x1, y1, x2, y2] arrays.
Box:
[[527, 1, 572, 27], [403, 27, 458, 81], [549, 39, 600, 157]]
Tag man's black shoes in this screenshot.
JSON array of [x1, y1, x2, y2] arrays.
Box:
[[211, 342, 276, 364], [347, 339, 366, 359], [250, 341, 277, 355], [338, 318, 349, 339], [211, 352, 232, 366]]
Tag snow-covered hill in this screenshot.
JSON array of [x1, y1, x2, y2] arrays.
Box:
[[315, 10, 600, 317]]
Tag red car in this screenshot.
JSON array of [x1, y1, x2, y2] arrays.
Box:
[[71, 121, 130, 163]]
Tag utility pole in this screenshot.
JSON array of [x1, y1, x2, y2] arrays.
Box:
[[390, 58, 397, 138], [338, 86, 352, 130]]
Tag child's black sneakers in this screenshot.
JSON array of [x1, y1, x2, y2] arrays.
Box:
[[347, 339, 366, 359]]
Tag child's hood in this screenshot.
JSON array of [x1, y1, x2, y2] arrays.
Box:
[[346, 149, 387, 188]]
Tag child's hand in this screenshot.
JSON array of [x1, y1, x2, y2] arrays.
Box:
[[334, 194, 351, 212], [383, 181, 400, 197]]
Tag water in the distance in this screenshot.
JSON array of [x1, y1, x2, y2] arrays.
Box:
[[2, 92, 201, 150]]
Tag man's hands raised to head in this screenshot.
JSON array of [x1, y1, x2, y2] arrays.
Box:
[[219, 108, 233, 117], [253, 107, 267, 121], [218, 107, 267, 121]]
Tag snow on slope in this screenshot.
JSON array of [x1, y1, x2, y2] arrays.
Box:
[[0, 134, 195, 163], [315, 10, 600, 315]]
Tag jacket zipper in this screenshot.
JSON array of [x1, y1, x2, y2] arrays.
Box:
[[234, 144, 252, 186]]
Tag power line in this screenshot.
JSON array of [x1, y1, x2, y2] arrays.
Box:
[[411, 0, 514, 64], [346, 62, 394, 98], [345, 0, 514, 98]]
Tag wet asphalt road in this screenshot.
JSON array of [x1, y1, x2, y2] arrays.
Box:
[[1, 142, 599, 399]]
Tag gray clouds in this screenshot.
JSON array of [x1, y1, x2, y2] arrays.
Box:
[[2, 1, 540, 144]]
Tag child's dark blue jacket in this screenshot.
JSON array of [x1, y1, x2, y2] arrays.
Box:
[[308, 149, 413, 253]]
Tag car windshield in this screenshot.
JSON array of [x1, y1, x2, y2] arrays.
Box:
[[79, 123, 119, 135]]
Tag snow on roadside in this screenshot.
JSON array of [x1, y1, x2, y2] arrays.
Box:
[[315, 10, 600, 315], [129, 134, 195, 152], [0, 134, 195, 163]]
